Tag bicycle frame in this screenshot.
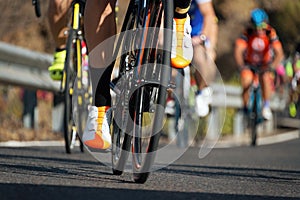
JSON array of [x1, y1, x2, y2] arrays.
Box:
[[249, 75, 263, 118], [247, 66, 269, 146]]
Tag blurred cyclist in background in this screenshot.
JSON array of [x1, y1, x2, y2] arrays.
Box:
[[234, 8, 284, 120], [47, 0, 72, 80], [82, 0, 194, 150], [165, 0, 218, 118], [189, 0, 218, 117], [286, 42, 300, 117]]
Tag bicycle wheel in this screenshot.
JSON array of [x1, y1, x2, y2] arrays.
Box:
[[249, 91, 257, 146], [72, 39, 91, 153], [131, 0, 173, 183], [64, 2, 88, 153], [111, 73, 133, 175], [63, 28, 77, 154]]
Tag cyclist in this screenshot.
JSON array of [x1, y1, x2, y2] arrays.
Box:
[[82, 0, 194, 150], [47, 0, 73, 80], [287, 42, 300, 117], [234, 8, 284, 120], [189, 0, 218, 117]]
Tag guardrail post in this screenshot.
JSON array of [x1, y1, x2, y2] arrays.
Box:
[[22, 89, 38, 129], [234, 109, 244, 137], [263, 114, 274, 135], [52, 94, 64, 133], [206, 107, 220, 140]]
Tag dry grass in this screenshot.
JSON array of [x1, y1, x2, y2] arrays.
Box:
[[0, 86, 63, 142]]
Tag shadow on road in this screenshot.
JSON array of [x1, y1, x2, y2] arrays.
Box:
[[0, 183, 298, 200]]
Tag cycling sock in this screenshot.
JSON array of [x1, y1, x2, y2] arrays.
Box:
[[243, 106, 248, 114], [55, 47, 66, 52], [90, 66, 113, 107], [174, 0, 191, 19], [195, 90, 202, 95], [264, 100, 270, 108]]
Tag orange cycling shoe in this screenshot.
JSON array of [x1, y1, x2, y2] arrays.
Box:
[[171, 15, 193, 68], [82, 106, 112, 150]]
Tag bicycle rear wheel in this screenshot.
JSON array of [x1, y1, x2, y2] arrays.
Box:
[[111, 0, 139, 175], [63, 29, 77, 154], [131, 0, 173, 183]]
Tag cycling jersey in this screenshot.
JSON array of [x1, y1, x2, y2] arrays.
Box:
[[188, 0, 211, 37], [236, 25, 282, 66]]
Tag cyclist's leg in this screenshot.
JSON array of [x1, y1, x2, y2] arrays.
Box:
[[82, 0, 117, 150], [192, 43, 215, 117], [240, 68, 253, 113], [192, 43, 216, 88], [48, 0, 72, 80], [171, 0, 193, 68], [48, 0, 72, 49], [261, 71, 273, 120]]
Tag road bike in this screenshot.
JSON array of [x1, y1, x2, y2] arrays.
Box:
[[33, 0, 91, 154], [245, 65, 274, 146], [108, 0, 173, 183]]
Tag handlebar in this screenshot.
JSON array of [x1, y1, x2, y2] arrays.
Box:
[[246, 65, 278, 86], [32, 0, 41, 18], [246, 65, 276, 75]]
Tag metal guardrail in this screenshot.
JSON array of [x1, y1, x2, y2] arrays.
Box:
[[0, 42, 60, 91], [0, 41, 285, 111], [0, 42, 297, 133]]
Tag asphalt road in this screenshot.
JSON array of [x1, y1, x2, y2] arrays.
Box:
[[0, 138, 299, 200]]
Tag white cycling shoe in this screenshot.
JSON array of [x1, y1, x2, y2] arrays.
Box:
[[195, 87, 212, 117], [82, 106, 112, 150], [262, 106, 273, 121]]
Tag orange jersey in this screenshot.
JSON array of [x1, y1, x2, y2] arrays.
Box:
[[236, 26, 282, 66]]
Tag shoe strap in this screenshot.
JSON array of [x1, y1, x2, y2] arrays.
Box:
[[96, 106, 111, 131]]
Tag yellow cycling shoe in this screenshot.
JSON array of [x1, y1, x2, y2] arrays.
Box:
[[289, 103, 297, 118], [171, 16, 193, 68], [82, 106, 112, 150], [48, 50, 66, 81]]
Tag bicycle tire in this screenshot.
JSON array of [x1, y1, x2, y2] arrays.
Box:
[[249, 91, 257, 146], [63, 2, 89, 154], [72, 39, 91, 154], [63, 28, 76, 154], [131, 0, 173, 183]]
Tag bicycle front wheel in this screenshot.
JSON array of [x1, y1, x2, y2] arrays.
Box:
[[131, 0, 173, 183], [63, 29, 77, 154], [249, 93, 257, 146]]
